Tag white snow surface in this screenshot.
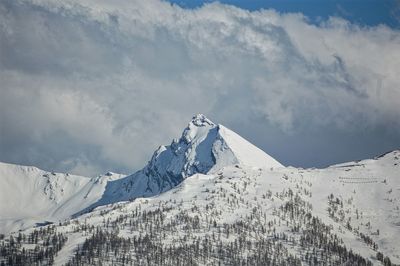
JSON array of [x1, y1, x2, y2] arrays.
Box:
[[217, 124, 282, 169], [0, 162, 125, 234]]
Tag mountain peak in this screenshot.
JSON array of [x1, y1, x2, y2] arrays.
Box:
[[190, 114, 215, 127], [182, 114, 216, 143], [84, 114, 283, 210]]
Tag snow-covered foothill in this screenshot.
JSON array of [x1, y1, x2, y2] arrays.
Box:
[[0, 162, 125, 234]]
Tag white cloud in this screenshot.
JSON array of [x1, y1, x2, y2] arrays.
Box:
[[0, 0, 399, 175]]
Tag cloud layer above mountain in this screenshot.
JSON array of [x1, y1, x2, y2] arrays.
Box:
[[1, 0, 399, 175]]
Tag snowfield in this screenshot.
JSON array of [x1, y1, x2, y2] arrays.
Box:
[[0, 115, 399, 265], [0, 162, 125, 234]]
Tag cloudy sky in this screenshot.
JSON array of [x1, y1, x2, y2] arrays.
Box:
[[1, 0, 399, 176]]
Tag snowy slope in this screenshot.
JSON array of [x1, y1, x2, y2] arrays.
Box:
[[217, 124, 282, 170], [0, 162, 125, 234], [82, 114, 283, 210], [6, 149, 397, 265], [304, 150, 400, 263]]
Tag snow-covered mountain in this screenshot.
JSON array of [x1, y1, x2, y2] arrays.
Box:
[[2, 148, 397, 265], [0, 114, 282, 232], [1, 115, 399, 265], [0, 162, 125, 234], [82, 114, 282, 211]]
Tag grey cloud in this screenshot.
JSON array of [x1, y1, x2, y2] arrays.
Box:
[[0, 0, 399, 176]]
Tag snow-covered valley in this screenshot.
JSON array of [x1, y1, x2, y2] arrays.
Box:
[[0, 115, 399, 265]]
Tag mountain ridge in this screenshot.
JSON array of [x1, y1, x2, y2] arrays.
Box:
[[0, 161, 126, 234]]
